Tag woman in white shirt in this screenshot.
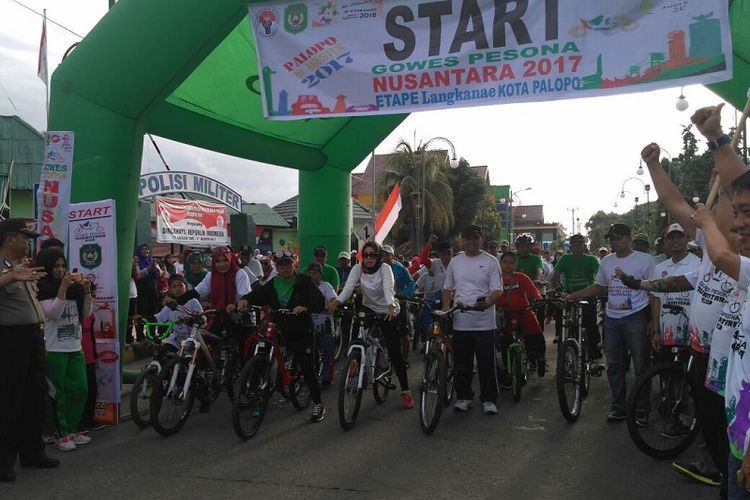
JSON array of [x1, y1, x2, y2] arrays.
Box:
[[328, 241, 415, 409], [36, 248, 93, 452]]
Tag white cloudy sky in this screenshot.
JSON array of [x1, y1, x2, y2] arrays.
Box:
[[0, 0, 741, 234]]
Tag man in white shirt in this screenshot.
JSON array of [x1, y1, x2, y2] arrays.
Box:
[[442, 225, 503, 415], [567, 223, 654, 422]]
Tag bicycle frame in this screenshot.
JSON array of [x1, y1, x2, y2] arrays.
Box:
[[167, 322, 219, 401], [347, 311, 387, 392]]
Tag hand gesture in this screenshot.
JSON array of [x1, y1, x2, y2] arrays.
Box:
[[10, 265, 46, 282], [292, 306, 307, 315], [325, 299, 340, 315], [238, 299, 249, 310], [690, 203, 713, 228], [640, 142, 661, 167], [82, 278, 92, 293], [385, 304, 397, 321], [60, 272, 76, 290], [614, 268, 641, 290], [690, 103, 725, 140], [429, 234, 439, 244]]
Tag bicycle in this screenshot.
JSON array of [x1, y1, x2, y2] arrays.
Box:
[[418, 302, 475, 435], [149, 309, 233, 437], [129, 318, 175, 428], [338, 310, 395, 431], [232, 308, 312, 441], [497, 306, 530, 403], [626, 341, 699, 459], [333, 299, 357, 362]]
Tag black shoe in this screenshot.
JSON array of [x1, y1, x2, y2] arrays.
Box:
[[672, 461, 722, 487], [607, 409, 626, 422], [311, 403, 326, 423], [19, 452, 60, 469], [661, 423, 690, 439], [0, 468, 16, 483]]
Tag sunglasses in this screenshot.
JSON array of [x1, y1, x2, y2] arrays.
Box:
[[362, 252, 378, 258]]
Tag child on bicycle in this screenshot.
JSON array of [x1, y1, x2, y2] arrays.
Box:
[[150, 275, 205, 352], [305, 262, 338, 388], [497, 252, 545, 378]]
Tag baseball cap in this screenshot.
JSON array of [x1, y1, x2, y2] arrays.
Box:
[[487, 240, 498, 247], [687, 241, 699, 249], [665, 223, 686, 236], [313, 245, 327, 255], [570, 234, 585, 242], [239, 246, 253, 255], [436, 241, 452, 252], [461, 224, 482, 238], [598, 247, 609, 253], [381, 244, 395, 255], [633, 233, 650, 245], [338, 251, 350, 260], [274, 250, 294, 263], [0, 218, 40, 238], [605, 223, 631, 239]]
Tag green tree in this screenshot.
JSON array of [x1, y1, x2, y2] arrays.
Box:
[[447, 158, 486, 238], [473, 198, 502, 242], [376, 139, 454, 247]]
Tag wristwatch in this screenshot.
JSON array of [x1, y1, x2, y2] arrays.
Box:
[[707, 134, 731, 151]]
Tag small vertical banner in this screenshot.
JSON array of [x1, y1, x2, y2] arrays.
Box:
[[36, 131, 74, 246]]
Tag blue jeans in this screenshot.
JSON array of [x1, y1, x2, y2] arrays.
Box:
[[729, 453, 750, 499], [603, 309, 650, 412]]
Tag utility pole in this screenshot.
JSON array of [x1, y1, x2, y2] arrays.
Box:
[[567, 207, 579, 237]]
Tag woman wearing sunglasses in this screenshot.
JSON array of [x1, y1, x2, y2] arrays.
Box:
[[327, 241, 415, 409]]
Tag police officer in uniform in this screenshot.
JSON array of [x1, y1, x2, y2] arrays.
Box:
[[0, 219, 59, 482]]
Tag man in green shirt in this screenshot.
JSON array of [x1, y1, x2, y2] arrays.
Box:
[[312, 245, 340, 290], [515, 234, 544, 282], [549, 234, 603, 367]]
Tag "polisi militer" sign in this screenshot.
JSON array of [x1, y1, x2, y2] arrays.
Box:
[[139, 171, 243, 212]]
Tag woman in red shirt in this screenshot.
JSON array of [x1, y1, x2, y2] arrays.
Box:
[[497, 252, 546, 373]]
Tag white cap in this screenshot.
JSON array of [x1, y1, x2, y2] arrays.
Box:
[[381, 244, 395, 255], [338, 251, 350, 260], [666, 222, 686, 235]]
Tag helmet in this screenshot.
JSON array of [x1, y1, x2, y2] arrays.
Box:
[[515, 233, 534, 245]]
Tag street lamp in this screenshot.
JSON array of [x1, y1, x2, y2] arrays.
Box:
[[622, 177, 651, 230], [414, 136, 459, 251], [638, 147, 674, 176]]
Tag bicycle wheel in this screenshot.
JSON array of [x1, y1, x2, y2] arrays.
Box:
[[290, 359, 312, 410], [581, 350, 591, 398], [373, 348, 392, 404], [556, 339, 582, 422], [419, 350, 445, 435], [511, 346, 524, 402], [332, 315, 344, 362], [444, 347, 456, 405], [232, 356, 270, 441], [338, 350, 364, 431], [130, 364, 158, 428], [626, 363, 700, 460], [150, 357, 195, 437]]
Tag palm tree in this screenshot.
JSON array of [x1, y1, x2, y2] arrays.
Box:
[[376, 138, 454, 249]]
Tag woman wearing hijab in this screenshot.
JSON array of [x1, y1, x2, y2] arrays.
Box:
[[327, 241, 415, 409], [133, 244, 162, 342], [183, 251, 208, 290], [36, 248, 93, 452]]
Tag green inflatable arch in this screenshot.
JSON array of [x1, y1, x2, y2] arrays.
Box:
[[49, 0, 749, 351]]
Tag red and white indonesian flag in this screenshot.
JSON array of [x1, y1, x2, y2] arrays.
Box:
[[374, 183, 401, 245], [37, 15, 48, 84]]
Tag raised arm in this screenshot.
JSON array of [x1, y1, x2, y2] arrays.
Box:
[[692, 203, 740, 281]]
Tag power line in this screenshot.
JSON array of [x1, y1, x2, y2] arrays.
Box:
[[7, 0, 84, 38], [0, 79, 18, 111]]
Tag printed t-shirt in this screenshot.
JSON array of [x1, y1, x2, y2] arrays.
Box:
[[724, 255, 750, 460], [417, 258, 450, 291], [443, 251, 503, 331], [651, 253, 701, 346], [595, 251, 654, 318], [516, 254, 544, 281], [154, 299, 204, 349], [273, 275, 297, 308], [42, 298, 83, 352], [416, 273, 439, 297], [497, 272, 542, 336], [707, 286, 743, 395], [312, 281, 337, 336], [554, 254, 599, 292], [684, 229, 735, 353]]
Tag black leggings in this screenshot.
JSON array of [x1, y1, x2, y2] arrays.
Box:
[[285, 335, 322, 404], [363, 306, 409, 391]]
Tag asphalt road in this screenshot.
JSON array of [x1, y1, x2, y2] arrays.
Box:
[[5, 326, 717, 500]]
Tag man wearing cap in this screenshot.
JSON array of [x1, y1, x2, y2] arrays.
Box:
[[633, 233, 651, 254], [0, 219, 59, 482], [443, 224, 503, 415], [499, 240, 510, 253], [549, 234, 603, 369], [653, 237, 669, 265], [335, 251, 352, 289], [567, 223, 654, 422], [649, 223, 700, 362], [239, 247, 262, 286], [487, 241, 500, 261], [418, 235, 454, 294], [312, 245, 339, 290], [515, 234, 544, 283]]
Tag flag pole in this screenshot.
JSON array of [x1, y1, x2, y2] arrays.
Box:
[[43, 9, 49, 126]]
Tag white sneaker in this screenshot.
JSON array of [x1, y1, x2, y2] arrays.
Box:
[[483, 402, 498, 415], [55, 435, 76, 452], [453, 399, 473, 412], [72, 432, 92, 445]]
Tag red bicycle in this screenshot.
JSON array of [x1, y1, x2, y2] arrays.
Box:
[[231, 307, 311, 440]]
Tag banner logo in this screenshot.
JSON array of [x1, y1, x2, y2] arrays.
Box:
[[80, 243, 102, 269], [256, 8, 280, 38], [285, 4, 307, 34]]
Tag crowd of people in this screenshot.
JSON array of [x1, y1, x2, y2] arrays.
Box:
[[2, 103, 750, 498]]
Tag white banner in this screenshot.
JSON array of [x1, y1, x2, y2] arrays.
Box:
[[249, 0, 732, 120], [37, 131, 74, 242], [155, 196, 229, 245], [67, 199, 120, 425], [138, 171, 243, 212]]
